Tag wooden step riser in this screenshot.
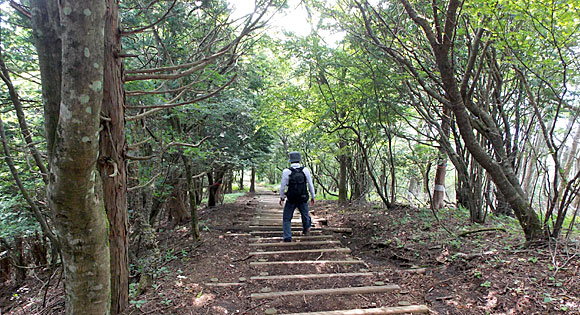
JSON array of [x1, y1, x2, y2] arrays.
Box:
[[250, 272, 374, 281], [238, 221, 306, 226], [250, 226, 351, 233], [250, 231, 322, 236], [249, 241, 341, 247], [249, 226, 320, 230], [250, 260, 364, 266], [249, 248, 351, 255], [250, 235, 334, 241], [251, 284, 400, 299]]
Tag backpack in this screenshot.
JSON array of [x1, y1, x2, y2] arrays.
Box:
[[285, 167, 309, 203]]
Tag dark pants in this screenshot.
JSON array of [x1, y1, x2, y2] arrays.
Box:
[[282, 200, 311, 241]]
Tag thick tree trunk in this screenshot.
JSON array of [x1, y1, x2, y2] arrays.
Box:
[[99, 1, 129, 312], [31, 0, 111, 313]]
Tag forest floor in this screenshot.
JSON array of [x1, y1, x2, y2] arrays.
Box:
[[2, 190, 579, 314]]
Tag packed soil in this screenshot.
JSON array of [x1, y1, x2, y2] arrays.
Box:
[[2, 191, 579, 314]]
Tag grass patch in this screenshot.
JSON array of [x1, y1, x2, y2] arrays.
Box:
[[223, 192, 245, 204]]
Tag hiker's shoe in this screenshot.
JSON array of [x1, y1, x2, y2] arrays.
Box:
[[302, 228, 310, 236], [283, 238, 292, 242]]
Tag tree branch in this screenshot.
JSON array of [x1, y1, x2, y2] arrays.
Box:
[[167, 136, 211, 148], [126, 74, 236, 109], [120, 0, 178, 36], [127, 173, 161, 192]]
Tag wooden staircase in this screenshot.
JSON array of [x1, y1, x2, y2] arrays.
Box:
[[240, 192, 430, 314]]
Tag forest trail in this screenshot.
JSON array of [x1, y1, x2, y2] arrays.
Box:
[[216, 190, 430, 314]]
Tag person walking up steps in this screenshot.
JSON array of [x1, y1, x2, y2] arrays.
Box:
[[279, 152, 316, 242]]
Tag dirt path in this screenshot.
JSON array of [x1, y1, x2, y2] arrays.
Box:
[[213, 191, 429, 314]]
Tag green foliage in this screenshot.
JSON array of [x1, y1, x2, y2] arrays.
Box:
[[0, 195, 39, 239]]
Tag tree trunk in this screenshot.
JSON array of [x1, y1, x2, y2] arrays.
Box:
[[432, 107, 451, 210], [183, 156, 200, 240], [249, 167, 256, 193], [239, 168, 244, 191], [99, 1, 129, 312], [31, 0, 111, 313], [399, 0, 543, 241], [0, 115, 60, 253], [338, 141, 348, 202], [167, 179, 191, 225], [208, 170, 224, 207], [550, 124, 580, 237], [0, 50, 48, 183], [127, 163, 159, 297], [432, 156, 447, 209], [225, 170, 233, 193]]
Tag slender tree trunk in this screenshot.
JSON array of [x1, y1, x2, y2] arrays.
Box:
[[521, 134, 541, 196], [225, 170, 233, 193], [0, 116, 60, 253], [551, 124, 580, 237], [432, 107, 451, 210], [399, 0, 542, 241], [239, 168, 244, 191], [31, 0, 111, 313], [0, 50, 48, 183], [99, 1, 129, 312], [249, 167, 256, 193], [338, 142, 348, 202], [183, 156, 200, 240]]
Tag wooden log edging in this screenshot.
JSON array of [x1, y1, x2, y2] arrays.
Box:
[[204, 282, 244, 287], [283, 305, 430, 315]]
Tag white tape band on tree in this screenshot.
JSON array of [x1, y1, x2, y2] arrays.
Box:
[[434, 185, 446, 192]]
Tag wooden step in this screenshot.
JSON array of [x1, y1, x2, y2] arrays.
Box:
[[251, 221, 324, 226], [250, 226, 352, 233], [250, 272, 373, 280], [251, 284, 400, 299], [250, 235, 334, 242], [249, 226, 309, 230], [249, 248, 351, 256], [284, 305, 430, 315], [250, 259, 364, 266], [250, 231, 322, 236], [253, 215, 324, 218], [249, 240, 340, 247], [239, 220, 303, 225]]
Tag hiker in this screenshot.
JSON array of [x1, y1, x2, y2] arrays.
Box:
[[279, 151, 316, 242]]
